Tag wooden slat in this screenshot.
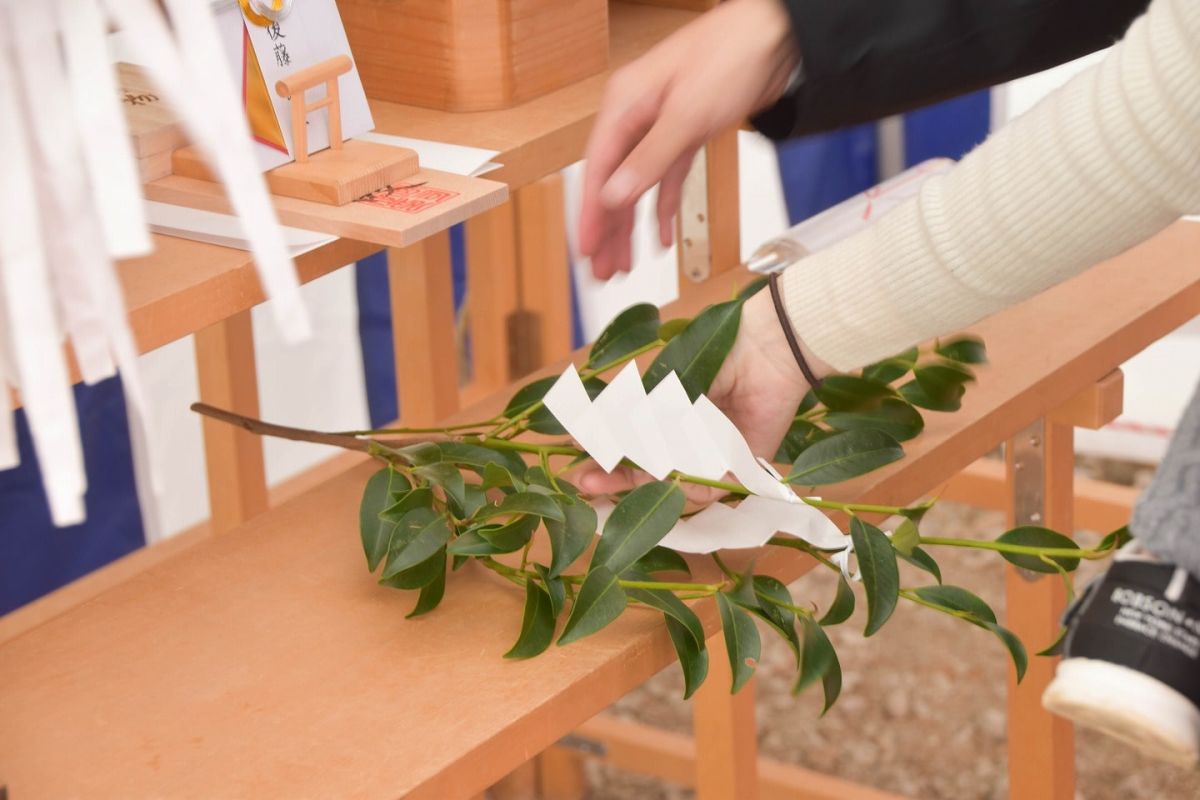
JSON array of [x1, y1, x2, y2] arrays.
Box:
[[1005, 422, 1075, 800], [513, 173, 572, 374], [194, 311, 268, 534], [465, 201, 520, 393], [2, 224, 1199, 799], [566, 713, 907, 800], [144, 169, 507, 250], [939, 458, 1138, 534], [693, 635, 760, 799], [369, 3, 701, 190], [1048, 369, 1124, 429], [389, 231, 461, 426]]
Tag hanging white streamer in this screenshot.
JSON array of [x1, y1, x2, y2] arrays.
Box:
[[104, 0, 311, 342], [543, 363, 848, 554], [0, 23, 87, 526], [56, 0, 153, 260]]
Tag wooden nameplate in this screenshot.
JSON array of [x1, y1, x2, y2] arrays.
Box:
[[171, 140, 420, 206]]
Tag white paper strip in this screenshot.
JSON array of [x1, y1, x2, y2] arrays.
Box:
[[542, 363, 848, 554], [106, 0, 310, 342], [57, 0, 153, 260], [146, 201, 337, 256], [0, 27, 87, 525], [356, 132, 502, 177]]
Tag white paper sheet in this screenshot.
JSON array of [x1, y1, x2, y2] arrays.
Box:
[[355, 132, 502, 177], [146, 201, 337, 256], [542, 363, 848, 554]]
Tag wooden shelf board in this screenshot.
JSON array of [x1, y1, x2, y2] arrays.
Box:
[[4, 222, 1199, 798], [369, 2, 701, 189]]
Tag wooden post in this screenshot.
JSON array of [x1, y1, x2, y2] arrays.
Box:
[[464, 201, 520, 395], [490, 760, 539, 800], [676, 126, 741, 298], [692, 633, 760, 800], [537, 745, 588, 800], [194, 311, 268, 533], [1004, 419, 1075, 800], [512, 173, 572, 375], [388, 230, 461, 426]]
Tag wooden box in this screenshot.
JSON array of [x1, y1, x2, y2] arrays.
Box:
[[335, 0, 609, 111]]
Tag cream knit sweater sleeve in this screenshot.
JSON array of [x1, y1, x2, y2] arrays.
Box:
[[780, 0, 1200, 372]]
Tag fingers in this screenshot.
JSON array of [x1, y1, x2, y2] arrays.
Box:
[[655, 149, 697, 248], [587, 204, 636, 279], [603, 98, 704, 216], [576, 464, 643, 496]]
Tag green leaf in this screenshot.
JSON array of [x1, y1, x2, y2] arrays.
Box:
[[379, 487, 434, 522], [996, 526, 1081, 573], [504, 375, 607, 435], [813, 375, 894, 412], [716, 593, 761, 694], [395, 441, 442, 466], [482, 462, 526, 493], [665, 615, 709, 700], [626, 586, 705, 648], [657, 317, 689, 342], [736, 276, 768, 301], [558, 566, 627, 645], [741, 576, 801, 665], [505, 580, 558, 659], [786, 429, 905, 487], [1096, 525, 1132, 553], [936, 335, 988, 364], [447, 484, 487, 521], [590, 481, 686, 575], [774, 418, 827, 463], [587, 303, 661, 369], [819, 574, 856, 626], [414, 462, 467, 510], [899, 546, 943, 584], [445, 529, 503, 556], [862, 347, 919, 384], [360, 468, 411, 571], [890, 518, 920, 557], [851, 518, 900, 637], [901, 364, 974, 412], [546, 496, 597, 578], [477, 491, 566, 523], [795, 615, 841, 716], [1037, 627, 1068, 657], [435, 442, 527, 477], [913, 585, 997, 623], [633, 546, 690, 576], [535, 564, 566, 617], [825, 398, 925, 442], [985, 621, 1028, 682], [476, 515, 540, 554], [382, 509, 451, 579], [643, 299, 745, 401], [405, 561, 446, 619], [380, 545, 446, 590]]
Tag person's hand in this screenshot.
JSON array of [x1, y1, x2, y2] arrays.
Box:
[[579, 0, 800, 279], [575, 290, 831, 506]]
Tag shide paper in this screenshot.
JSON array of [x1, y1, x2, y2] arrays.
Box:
[[543, 363, 849, 556], [0, 0, 307, 532]]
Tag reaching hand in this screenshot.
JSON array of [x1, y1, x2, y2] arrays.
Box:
[[575, 290, 830, 505], [578, 0, 799, 280]]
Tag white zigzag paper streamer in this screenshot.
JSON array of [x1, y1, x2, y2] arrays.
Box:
[[543, 363, 848, 554]]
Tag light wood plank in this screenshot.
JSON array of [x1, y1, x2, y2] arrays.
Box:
[[693, 636, 760, 800], [194, 311, 268, 534], [465, 201, 520, 393], [389, 231, 461, 426], [513, 173, 572, 375]]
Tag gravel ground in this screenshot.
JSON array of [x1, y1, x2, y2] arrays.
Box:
[[582, 497, 1200, 800]]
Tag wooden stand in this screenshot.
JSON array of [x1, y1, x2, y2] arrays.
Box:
[[172, 55, 418, 206]]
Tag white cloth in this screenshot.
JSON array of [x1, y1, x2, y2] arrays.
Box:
[[781, 0, 1200, 371]]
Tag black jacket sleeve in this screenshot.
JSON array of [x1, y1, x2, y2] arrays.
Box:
[[753, 0, 1151, 139]]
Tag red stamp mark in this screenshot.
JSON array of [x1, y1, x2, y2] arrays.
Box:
[[358, 183, 461, 213]]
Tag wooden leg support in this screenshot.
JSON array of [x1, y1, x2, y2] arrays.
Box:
[[464, 201, 520, 397], [693, 633, 760, 800], [676, 126, 740, 300], [388, 231, 461, 427], [194, 310, 268, 533], [512, 174, 572, 374]]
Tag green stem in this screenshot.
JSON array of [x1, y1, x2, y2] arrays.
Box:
[[801, 498, 910, 516], [919, 536, 1106, 560], [898, 588, 974, 619], [711, 552, 737, 581], [767, 536, 841, 571], [755, 589, 815, 619], [483, 557, 722, 593], [672, 473, 749, 495], [471, 437, 582, 457], [346, 418, 498, 436]]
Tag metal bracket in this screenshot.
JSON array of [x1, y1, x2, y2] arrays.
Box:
[[677, 147, 711, 284], [1010, 418, 1047, 582]]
